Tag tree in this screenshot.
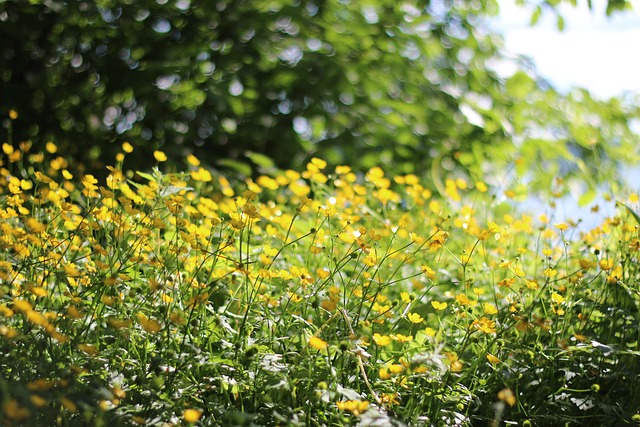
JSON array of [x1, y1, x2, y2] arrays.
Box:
[[1, 0, 638, 198]]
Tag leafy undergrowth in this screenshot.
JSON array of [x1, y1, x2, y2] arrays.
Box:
[[1, 143, 640, 426]]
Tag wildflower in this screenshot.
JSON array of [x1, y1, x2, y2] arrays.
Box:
[[122, 141, 134, 153], [153, 150, 167, 162], [482, 303, 498, 315], [424, 327, 436, 337], [497, 388, 516, 406], [554, 222, 569, 231], [407, 312, 424, 323], [388, 364, 404, 374], [525, 280, 539, 290], [599, 259, 614, 271], [420, 265, 436, 279], [309, 336, 328, 351], [9, 109, 18, 120], [136, 313, 162, 334], [3, 399, 29, 421], [183, 409, 203, 423], [30, 394, 47, 408], [455, 294, 475, 306], [191, 167, 213, 182], [551, 292, 565, 304], [390, 334, 413, 343], [431, 301, 447, 311], [445, 179, 461, 201], [60, 397, 78, 412], [257, 175, 279, 190], [579, 258, 596, 270], [361, 252, 378, 266], [336, 400, 369, 416], [230, 216, 245, 230], [400, 292, 412, 304], [447, 353, 463, 372], [45, 141, 57, 153], [497, 277, 515, 288], [379, 367, 391, 380], [380, 393, 400, 405], [472, 317, 496, 334], [607, 265, 623, 284], [372, 333, 391, 346]]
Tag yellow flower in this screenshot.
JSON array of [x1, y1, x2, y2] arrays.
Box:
[[378, 367, 391, 380], [186, 153, 200, 166], [498, 388, 516, 406], [153, 150, 167, 162], [400, 292, 412, 304], [420, 265, 436, 279], [554, 222, 569, 231], [482, 303, 498, 315], [9, 109, 18, 120], [336, 400, 369, 416], [257, 175, 279, 190], [363, 255, 377, 267], [60, 397, 78, 412], [472, 317, 496, 334], [136, 313, 162, 334], [122, 141, 134, 153], [455, 294, 475, 306], [448, 354, 463, 372], [599, 259, 614, 271], [183, 409, 203, 423], [3, 399, 29, 420], [308, 336, 328, 350], [431, 301, 447, 311], [579, 259, 595, 269], [407, 312, 424, 323], [372, 333, 391, 346], [390, 333, 413, 343], [30, 394, 48, 408], [388, 364, 404, 374], [45, 141, 57, 153], [551, 292, 565, 304], [191, 167, 213, 182], [309, 157, 327, 170]]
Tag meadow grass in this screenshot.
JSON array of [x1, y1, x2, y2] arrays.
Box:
[[0, 140, 639, 426]]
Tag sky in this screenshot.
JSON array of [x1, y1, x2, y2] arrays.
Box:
[[490, 1, 640, 227], [492, 0, 640, 99]]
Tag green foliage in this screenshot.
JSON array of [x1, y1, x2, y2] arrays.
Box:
[[1, 0, 639, 191]]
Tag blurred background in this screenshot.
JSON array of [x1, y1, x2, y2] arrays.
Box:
[[1, 0, 639, 202], [494, 0, 640, 99]]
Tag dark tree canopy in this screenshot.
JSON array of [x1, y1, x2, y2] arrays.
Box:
[[1, 0, 638, 197]]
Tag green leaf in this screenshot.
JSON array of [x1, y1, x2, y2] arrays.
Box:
[[578, 190, 596, 207], [136, 171, 156, 182], [506, 71, 534, 99], [245, 151, 275, 169], [530, 5, 542, 25], [619, 202, 640, 226], [217, 159, 252, 177]]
